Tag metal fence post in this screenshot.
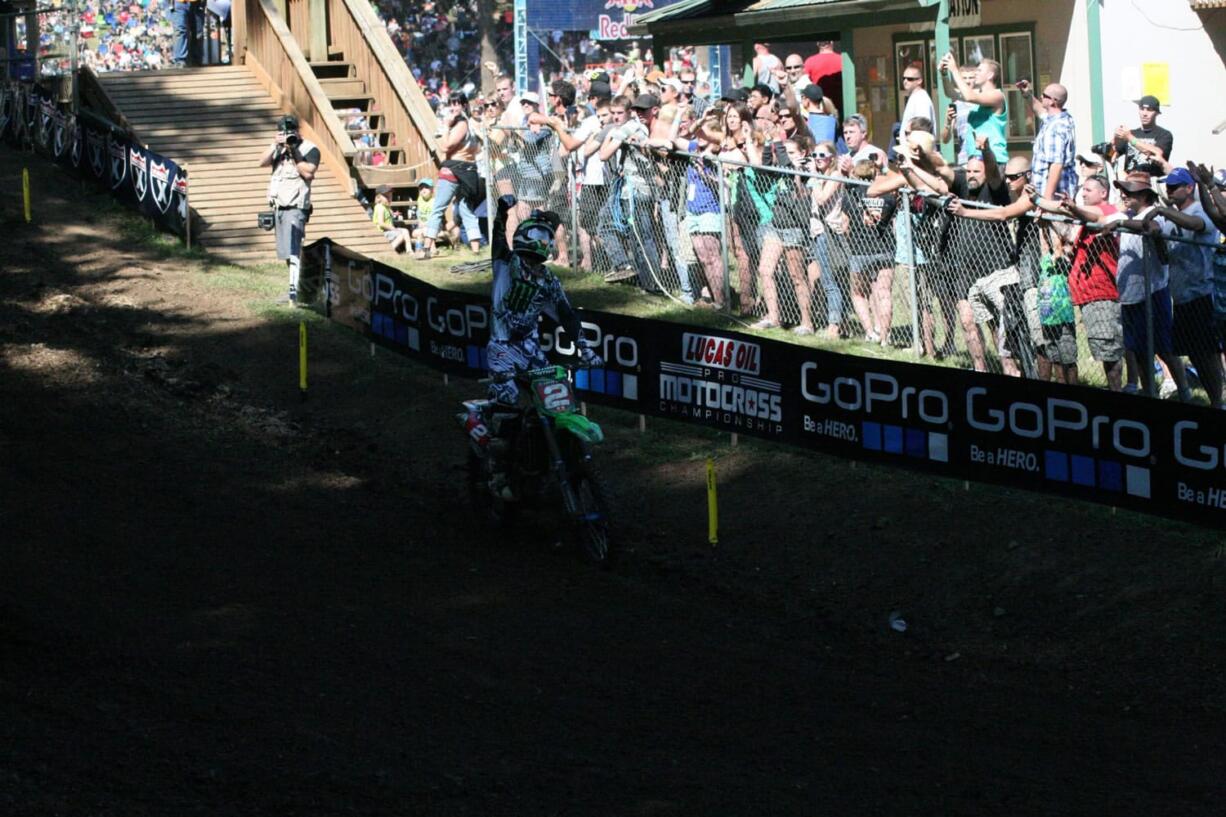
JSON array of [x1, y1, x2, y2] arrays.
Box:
[[568, 156, 579, 273], [717, 156, 731, 315], [183, 165, 192, 250], [900, 187, 920, 355], [1144, 235, 1156, 398], [483, 124, 497, 247]]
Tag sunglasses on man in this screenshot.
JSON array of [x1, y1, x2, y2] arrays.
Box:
[[1005, 171, 1031, 181]]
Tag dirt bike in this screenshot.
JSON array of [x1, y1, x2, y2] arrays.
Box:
[[458, 365, 614, 566]]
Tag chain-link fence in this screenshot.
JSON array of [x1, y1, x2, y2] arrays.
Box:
[[475, 124, 1225, 406]]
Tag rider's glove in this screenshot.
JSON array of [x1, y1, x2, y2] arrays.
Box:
[[579, 344, 604, 369]]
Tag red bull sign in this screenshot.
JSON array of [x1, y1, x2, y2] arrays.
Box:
[[596, 0, 654, 40]]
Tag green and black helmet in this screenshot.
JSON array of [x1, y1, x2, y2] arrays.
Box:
[[511, 211, 557, 264]]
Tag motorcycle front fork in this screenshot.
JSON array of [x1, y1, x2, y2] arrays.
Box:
[[540, 421, 584, 518]]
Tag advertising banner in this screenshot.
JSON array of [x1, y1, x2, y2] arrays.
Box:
[[303, 239, 1226, 528], [3, 83, 188, 237]]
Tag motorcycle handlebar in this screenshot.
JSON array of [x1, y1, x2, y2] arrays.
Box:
[[478, 364, 593, 385]]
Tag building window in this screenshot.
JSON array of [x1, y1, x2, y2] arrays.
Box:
[[894, 25, 1036, 144]]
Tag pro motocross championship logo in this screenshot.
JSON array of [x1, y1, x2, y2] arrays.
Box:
[[660, 332, 782, 433]]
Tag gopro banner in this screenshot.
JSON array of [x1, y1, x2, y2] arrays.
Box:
[[303, 239, 1226, 528], [4, 82, 189, 237]]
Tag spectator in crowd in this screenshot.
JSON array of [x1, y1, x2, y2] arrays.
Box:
[[748, 84, 775, 114], [1056, 174, 1125, 391], [680, 127, 726, 308], [898, 61, 936, 142], [837, 114, 885, 173], [869, 126, 951, 357], [807, 140, 847, 339], [1022, 81, 1077, 201], [1188, 161, 1226, 371], [559, 96, 612, 274], [418, 91, 482, 259], [529, 80, 582, 265], [782, 54, 811, 95], [940, 64, 979, 165], [744, 135, 815, 333], [169, 0, 205, 67], [659, 77, 684, 109], [1074, 152, 1105, 203], [372, 185, 411, 252], [598, 92, 668, 292], [678, 67, 708, 117], [801, 84, 839, 145], [842, 158, 897, 343], [507, 92, 554, 225], [951, 156, 1060, 380], [1143, 167, 1223, 407], [410, 179, 454, 253], [752, 43, 781, 87], [1102, 171, 1191, 400], [1114, 95, 1173, 174], [940, 51, 1008, 164], [718, 103, 764, 314], [804, 40, 843, 113], [939, 137, 1011, 369]]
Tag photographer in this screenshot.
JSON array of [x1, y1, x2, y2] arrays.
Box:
[[259, 114, 319, 305]]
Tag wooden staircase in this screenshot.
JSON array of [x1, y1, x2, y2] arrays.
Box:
[[97, 64, 391, 265]]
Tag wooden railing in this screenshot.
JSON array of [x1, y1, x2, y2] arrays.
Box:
[[238, 0, 356, 191], [78, 66, 142, 143], [329, 0, 439, 169]]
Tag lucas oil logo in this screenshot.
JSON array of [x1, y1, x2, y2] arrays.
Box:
[[605, 0, 653, 9], [681, 332, 761, 376]]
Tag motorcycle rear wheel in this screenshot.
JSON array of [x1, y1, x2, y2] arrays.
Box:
[[571, 463, 614, 567]]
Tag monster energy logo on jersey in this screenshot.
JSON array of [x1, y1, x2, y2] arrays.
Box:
[[505, 276, 541, 313]]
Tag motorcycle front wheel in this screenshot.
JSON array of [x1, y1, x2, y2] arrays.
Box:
[[571, 462, 614, 567]]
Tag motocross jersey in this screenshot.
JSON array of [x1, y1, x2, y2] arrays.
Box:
[[489, 194, 581, 344], [490, 255, 571, 342]]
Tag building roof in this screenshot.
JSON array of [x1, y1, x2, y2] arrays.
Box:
[[1189, 0, 1226, 10], [630, 0, 923, 40]]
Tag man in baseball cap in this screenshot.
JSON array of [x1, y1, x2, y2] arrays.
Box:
[[1114, 94, 1173, 174], [1106, 168, 1194, 400], [596, 91, 671, 291], [800, 82, 837, 143]]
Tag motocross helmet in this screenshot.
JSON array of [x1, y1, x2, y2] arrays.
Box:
[[511, 211, 557, 265]]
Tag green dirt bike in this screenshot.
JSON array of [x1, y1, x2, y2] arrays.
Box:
[[458, 365, 614, 566]]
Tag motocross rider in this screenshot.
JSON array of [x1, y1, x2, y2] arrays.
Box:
[[480, 194, 603, 494], [486, 193, 603, 402]]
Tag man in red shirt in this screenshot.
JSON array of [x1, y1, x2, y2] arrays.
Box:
[[803, 41, 843, 116], [1058, 175, 1124, 390]]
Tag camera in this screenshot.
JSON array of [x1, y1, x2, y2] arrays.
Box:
[[1090, 141, 1114, 159], [280, 129, 302, 148], [257, 210, 275, 231]]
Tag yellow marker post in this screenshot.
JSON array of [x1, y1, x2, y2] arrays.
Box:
[[298, 321, 308, 399], [706, 457, 718, 546], [23, 168, 31, 223]]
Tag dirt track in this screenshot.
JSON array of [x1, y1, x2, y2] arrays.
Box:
[[2, 146, 1226, 815]]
